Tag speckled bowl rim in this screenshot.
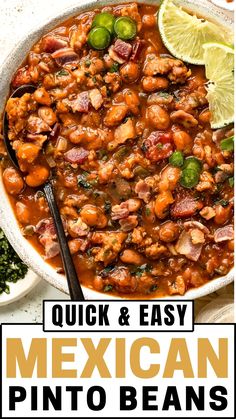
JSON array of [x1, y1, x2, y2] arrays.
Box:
[[0, 0, 234, 300]]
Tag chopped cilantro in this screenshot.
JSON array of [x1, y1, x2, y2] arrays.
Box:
[[110, 63, 119, 73], [215, 199, 229, 207], [150, 284, 158, 292], [77, 174, 92, 189], [130, 263, 152, 277], [145, 207, 151, 216], [0, 228, 28, 295], [104, 201, 112, 215], [56, 69, 69, 77], [85, 59, 91, 67], [104, 284, 113, 292], [229, 177, 234, 187]]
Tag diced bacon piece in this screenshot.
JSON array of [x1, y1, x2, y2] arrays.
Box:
[[67, 218, 90, 238], [214, 170, 228, 184], [109, 45, 126, 64], [36, 218, 56, 237], [113, 39, 132, 61], [130, 39, 145, 61], [51, 47, 79, 66], [108, 267, 137, 293], [175, 230, 203, 261], [44, 240, 60, 259], [171, 197, 203, 218], [36, 218, 60, 259], [143, 131, 173, 162], [119, 215, 138, 232], [41, 36, 68, 53], [27, 115, 51, 134], [64, 91, 90, 113], [64, 147, 89, 164], [134, 180, 151, 203], [214, 225, 234, 243], [111, 203, 129, 220], [109, 118, 136, 150], [12, 67, 32, 88], [89, 89, 103, 110], [183, 221, 210, 235]]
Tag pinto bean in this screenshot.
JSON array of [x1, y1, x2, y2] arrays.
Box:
[[68, 239, 82, 255], [93, 275, 104, 291], [104, 105, 128, 127], [15, 202, 30, 224], [123, 89, 140, 114], [17, 143, 40, 163], [159, 165, 181, 192], [146, 104, 170, 130], [159, 221, 180, 242], [120, 249, 144, 265], [142, 76, 168, 92], [227, 240, 234, 251], [3, 167, 24, 195], [33, 87, 51, 106], [120, 62, 140, 83], [214, 204, 232, 225], [80, 205, 107, 228], [25, 165, 50, 187], [126, 198, 141, 212], [142, 14, 156, 27], [173, 130, 193, 153], [38, 107, 57, 126], [154, 191, 174, 219], [199, 109, 211, 124]]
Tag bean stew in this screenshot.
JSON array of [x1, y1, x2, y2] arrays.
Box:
[[1, 2, 234, 297]]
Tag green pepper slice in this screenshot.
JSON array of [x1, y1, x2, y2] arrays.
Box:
[[92, 12, 115, 34], [183, 156, 202, 173], [220, 136, 234, 152], [114, 16, 137, 40], [180, 168, 200, 189], [169, 151, 184, 167], [88, 27, 111, 50]]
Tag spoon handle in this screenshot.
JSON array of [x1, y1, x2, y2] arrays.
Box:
[[43, 182, 85, 301]]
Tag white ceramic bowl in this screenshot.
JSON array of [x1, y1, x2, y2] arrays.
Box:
[[0, 0, 234, 299]]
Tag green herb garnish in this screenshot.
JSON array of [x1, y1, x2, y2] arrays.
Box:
[[56, 69, 69, 77], [110, 63, 119, 73], [77, 174, 92, 189], [228, 177, 234, 187], [104, 284, 113, 292], [0, 228, 28, 295]]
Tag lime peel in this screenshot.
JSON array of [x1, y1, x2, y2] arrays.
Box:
[[158, 0, 233, 65], [203, 42, 234, 129]]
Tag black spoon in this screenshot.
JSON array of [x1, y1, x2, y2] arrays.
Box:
[[3, 84, 85, 301]]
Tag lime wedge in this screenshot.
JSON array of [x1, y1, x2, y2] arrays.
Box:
[[158, 0, 233, 65], [203, 42, 234, 129]]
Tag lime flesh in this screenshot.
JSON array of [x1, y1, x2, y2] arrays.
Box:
[[203, 42, 234, 129], [158, 0, 233, 65]]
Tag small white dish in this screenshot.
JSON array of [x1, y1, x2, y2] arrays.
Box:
[[0, 269, 41, 306]]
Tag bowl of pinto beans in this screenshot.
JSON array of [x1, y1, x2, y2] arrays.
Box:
[[0, 0, 234, 300]]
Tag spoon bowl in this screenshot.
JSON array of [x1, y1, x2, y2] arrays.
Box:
[[3, 84, 85, 301]]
